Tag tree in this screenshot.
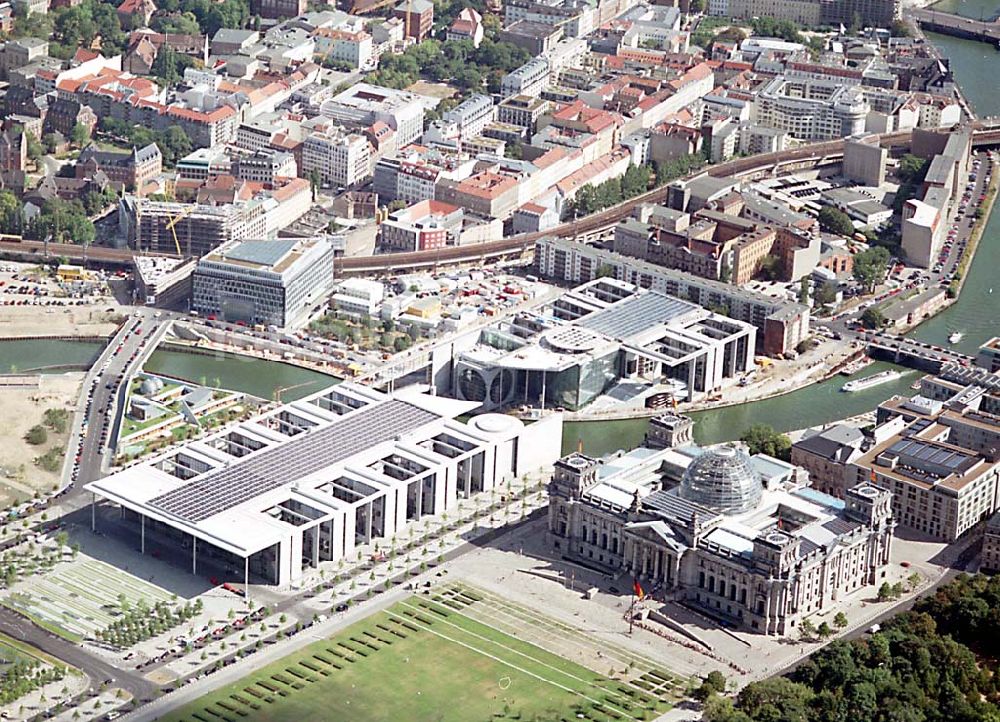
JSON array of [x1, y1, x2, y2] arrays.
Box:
[[861, 306, 886, 330], [818, 206, 855, 237], [834, 612, 848, 629], [24, 131, 43, 163], [853, 246, 890, 294], [25, 425, 48, 445], [758, 255, 781, 281], [817, 621, 833, 639], [70, 122, 90, 148], [799, 618, 816, 640], [798, 277, 810, 304], [740, 424, 791, 461], [877, 581, 894, 601], [694, 670, 727, 701], [813, 281, 838, 308]]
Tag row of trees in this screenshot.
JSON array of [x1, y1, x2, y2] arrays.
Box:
[[703, 574, 1000, 722], [563, 154, 708, 220], [95, 598, 204, 649]]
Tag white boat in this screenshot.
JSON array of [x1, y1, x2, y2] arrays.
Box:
[[841, 370, 903, 393], [948, 331, 963, 344]]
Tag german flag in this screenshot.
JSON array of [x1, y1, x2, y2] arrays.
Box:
[[633, 578, 645, 600]]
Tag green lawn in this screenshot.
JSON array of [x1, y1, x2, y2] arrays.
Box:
[[162, 596, 671, 722]]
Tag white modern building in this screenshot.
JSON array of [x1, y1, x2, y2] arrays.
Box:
[[453, 278, 757, 411], [320, 82, 425, 147], [301, 131, 372, 188], [332, 278, 385, 317], [192, 237, 334, 328], [86, 384, 563, 587], [753, 77, 869, 141]]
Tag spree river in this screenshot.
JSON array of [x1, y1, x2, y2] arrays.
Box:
[[0, 33, 996, 457]]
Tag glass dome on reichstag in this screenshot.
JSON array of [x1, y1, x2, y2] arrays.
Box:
[[678, 444, 762, 514]]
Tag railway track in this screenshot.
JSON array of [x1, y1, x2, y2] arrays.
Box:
[[0, 129, 934, 275]]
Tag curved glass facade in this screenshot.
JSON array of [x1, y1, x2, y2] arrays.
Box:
[[678, 444, 762, 514]]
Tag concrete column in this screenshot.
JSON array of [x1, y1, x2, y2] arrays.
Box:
[[244, 556, 250, 603], [90, 493, 96, 532], [312, 527, 319, 568], [140, 515, 145, 555], [540, 371, 546, 410], [366, 501, 373, 543], [192, 537, 197, 576]]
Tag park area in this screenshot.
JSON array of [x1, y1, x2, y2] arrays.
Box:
[[163, 587, 679, 722], [1, 558, 178, 643]]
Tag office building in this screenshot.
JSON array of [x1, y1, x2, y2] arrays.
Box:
[[301, 131, 372, 188], [320, 83, 424, 148], [192, 238, 334, 329], [452, 277, 757, 410], [534, 237, 811, 356], [232, 150, 297, 184], [547, 419, 894, 635], [85, 383, 563, 586], [133, 255, 197, 309]]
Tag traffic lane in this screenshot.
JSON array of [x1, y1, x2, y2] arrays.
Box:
[[0, 606, 156, 699]]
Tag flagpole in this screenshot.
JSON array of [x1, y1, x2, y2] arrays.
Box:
[[628, 590, 634, 636]]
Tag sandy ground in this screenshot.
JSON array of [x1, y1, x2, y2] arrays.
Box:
[[0, 306, 122, 338], [0, 373, 83, 504]]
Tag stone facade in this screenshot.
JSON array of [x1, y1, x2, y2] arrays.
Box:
[[546, 415, 894, 635]]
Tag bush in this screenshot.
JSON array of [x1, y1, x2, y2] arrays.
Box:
[[25, 426, 47, 445], [43, 408, 69, 434]]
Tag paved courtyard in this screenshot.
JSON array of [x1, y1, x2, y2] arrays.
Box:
[[444, 517, 967, 688]]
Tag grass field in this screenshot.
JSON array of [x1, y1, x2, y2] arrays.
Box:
[[163, 592, 675, 722]]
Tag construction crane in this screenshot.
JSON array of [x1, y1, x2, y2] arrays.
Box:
[[164, 205, 195, 257]]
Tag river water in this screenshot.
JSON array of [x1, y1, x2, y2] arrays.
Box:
[[928, 0, 1000, 21], [0, 32, 995, 456]]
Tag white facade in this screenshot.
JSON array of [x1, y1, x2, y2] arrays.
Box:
[[332, 278, 385, 316], [86, 384, 564, 587], [320, 83, 425, 147], [302, 131, 372, 187]]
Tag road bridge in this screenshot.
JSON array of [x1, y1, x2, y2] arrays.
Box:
[[911, 7, 1000, 44]]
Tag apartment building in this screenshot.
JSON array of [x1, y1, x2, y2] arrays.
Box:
[[372, 147, 477, 205], [501, 57, 551, 99], [442, 94, 495, 142], [378, 200, 464, 252], [754, 77, 869, 141]]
